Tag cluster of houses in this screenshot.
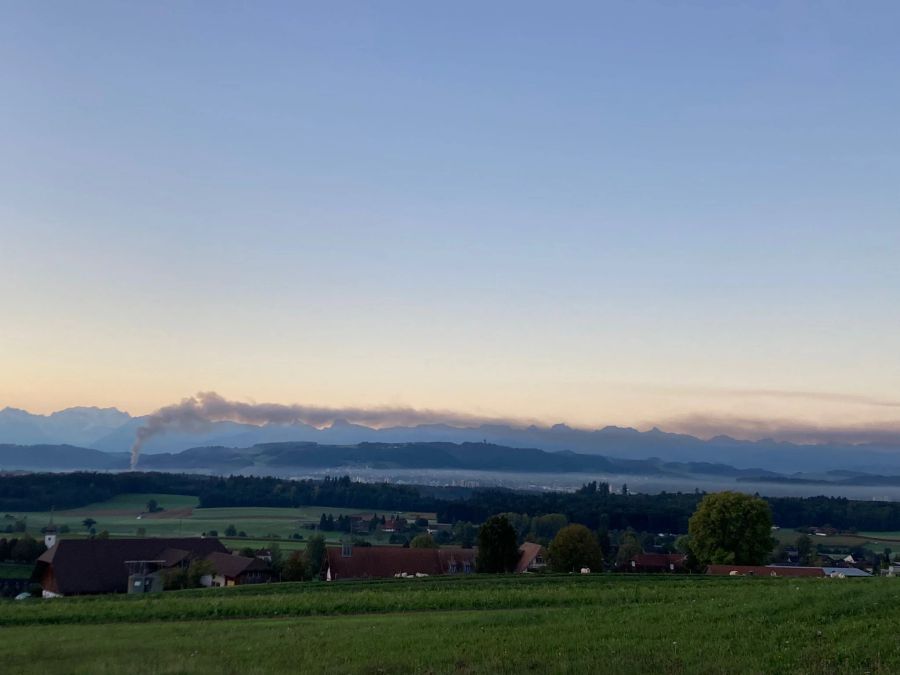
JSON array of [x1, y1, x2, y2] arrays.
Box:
[[31, 535, 549, 597], [621, 552, 874, 577], [33, 537, 276, 597], [30, 526, 884, 597]]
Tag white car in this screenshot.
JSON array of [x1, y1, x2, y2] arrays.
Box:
[[14, 592, 32, 601]]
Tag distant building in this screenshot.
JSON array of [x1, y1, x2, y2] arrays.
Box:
[[515, 542, 547, 573], [821, 567, 871, 578], [628, 553, 687, 573], [381, 519, 405, 533], [204, 552, 274, 587], [32, 537, 228, 597], [325, 545, 476, 581]]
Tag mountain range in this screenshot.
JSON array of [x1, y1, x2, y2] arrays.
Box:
[[2, 405, 900, 474], [3, 441, 900, 491]]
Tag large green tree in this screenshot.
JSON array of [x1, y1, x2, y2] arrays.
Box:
[[688, 492, 774, 565], [548, 524, 603, 572], [476, 515, 520, 573]]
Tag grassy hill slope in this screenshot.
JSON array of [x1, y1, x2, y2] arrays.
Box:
[[3, 574, 897, 674]]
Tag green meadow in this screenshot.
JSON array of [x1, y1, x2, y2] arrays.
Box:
[[2, 493, 431, 547], [3, 574, 899, 674]]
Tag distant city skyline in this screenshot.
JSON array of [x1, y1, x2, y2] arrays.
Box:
[[1, 3, 898, 443]]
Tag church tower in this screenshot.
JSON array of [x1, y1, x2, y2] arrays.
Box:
[[43, 509, 58, 549]]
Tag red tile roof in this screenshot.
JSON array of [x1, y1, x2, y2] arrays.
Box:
[[325, 546, 476, 580], [515, 542, 546, 574]]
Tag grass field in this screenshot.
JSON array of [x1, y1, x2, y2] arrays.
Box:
[[772, 527, 899, 553], [2, 574, 898, 673], [3, 493, 431, 546]]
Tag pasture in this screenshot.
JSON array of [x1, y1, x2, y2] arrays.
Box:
[[772, 527, 898, 553], [2, 574, 899, 673], [2, 493, 431, 546]]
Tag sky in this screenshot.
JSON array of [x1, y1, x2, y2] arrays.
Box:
[[1, 2, 898, 441]]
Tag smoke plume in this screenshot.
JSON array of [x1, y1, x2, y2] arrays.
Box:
[[129, 391, 528, 469]]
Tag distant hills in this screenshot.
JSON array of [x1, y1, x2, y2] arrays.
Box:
[[2, 405, 900, 475], [2, 441, 900, 489]]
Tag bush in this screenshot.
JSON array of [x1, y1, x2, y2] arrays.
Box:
[[410, 533, 438, 549]]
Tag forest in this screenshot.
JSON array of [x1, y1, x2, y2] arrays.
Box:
[[3, 471, 900, 532]]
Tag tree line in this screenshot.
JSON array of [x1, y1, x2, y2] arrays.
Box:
[[3, 472, 900, 533]]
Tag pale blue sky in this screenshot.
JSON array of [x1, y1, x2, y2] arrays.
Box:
[[1, 2, 898, 438]]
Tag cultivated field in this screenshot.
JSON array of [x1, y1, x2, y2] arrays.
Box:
[[2, 574, 899, 674], [3, 493, 434, 548]]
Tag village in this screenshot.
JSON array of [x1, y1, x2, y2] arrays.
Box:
[[23, 508, 889, 599]]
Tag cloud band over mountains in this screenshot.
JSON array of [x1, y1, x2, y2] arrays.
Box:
[[129, 390, 900, 468], [129, 391, 529, 468], [657, 414, 900, 446]]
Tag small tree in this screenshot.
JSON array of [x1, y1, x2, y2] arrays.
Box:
[[688, 491, 774, 565], [11, 534, 45, 563], [476, 515, 519, 573], [164, 559, 215, 590], [410, 533, 438, 549], [282, 551, 308, 581], [548, 524, 602, 572], [453, 522, 477, 548], [269, 543, 284, 576], [82, 517, 97, 532], [796, 534, 814, 565], [224, 524, 237, 537], [162, 566, 189, 590], [615, 532, 643, 567], [187, 559, 214, 587], [306, 534, 327, 580], [146, 499, 162, 513]]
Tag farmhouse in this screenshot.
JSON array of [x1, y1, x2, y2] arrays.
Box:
[[204, 551, 274, 587], [628, 553, 687, 573], [515, 542, 547, 573], [325, 544, 476, 580], [32, 537, 228, 597], [820, 566, 871, 577]]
